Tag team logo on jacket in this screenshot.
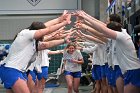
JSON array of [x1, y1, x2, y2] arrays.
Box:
[[27, 0, 41, 6]]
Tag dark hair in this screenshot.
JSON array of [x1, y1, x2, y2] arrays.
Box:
[[109, 14, 121, 23], [13, 22, 46, 53], [28, 21, 46, 30], [28, 21, 46, 52], [107, 22, 122, 32]]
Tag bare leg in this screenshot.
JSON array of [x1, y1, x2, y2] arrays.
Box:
[[73, 78, 80, 93], [37, 78, 46, 93], [107, 85, 113, 93], [116, 76, 124, 93], [101, 77, 108, 93], [27, 74, 37, 93], [124, 83, 140, 93], [95, 80, 101, 93], [65, 75, 73, 93], [12, 78, 30, 93]]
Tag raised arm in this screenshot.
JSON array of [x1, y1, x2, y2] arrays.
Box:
[[44, 17, 61, 27], [76, 11, 117, 39], [76, 22, 108, 42], [44, 10, 71, 27], [81, 10, 106, 26], [76, 30, 105, 44], [48, 50, 64, 55], [43, 28, 65, 41], [34, 20, 70, 40], [38, 34, 71, 50]]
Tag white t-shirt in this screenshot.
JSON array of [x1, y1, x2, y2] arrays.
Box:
[[101, 44, 108, 65], [34, 49, 50, 73], [106, 39, 113, 67], [107, 39, 119, 69], [103, 42, 109, 64], [82, 45, 97, 67], [95, 44, 106, 66], [111, 39, 119, 67], [115, 30, 140, 73], [1, 29, 36, 72], [63, 50, 83, 72], [83, 43, 106, 65], [108, 29, 131, 68]]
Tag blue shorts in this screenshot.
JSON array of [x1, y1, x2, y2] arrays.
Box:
[[0, 65, 27, 89], [92, 65, 101, 80], [114, 65, 123, 80], [29, 70, 37, 83], [22, 72, 28, 81], [64, 71, 81, 78], [124, 68, 140, 87], [29, 66, 48, 82], [101, 64, 108, 78], [37, 66, 48, 80], [106, 66, 116, 87]]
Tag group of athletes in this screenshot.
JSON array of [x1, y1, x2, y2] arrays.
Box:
[[0, 10, 140, 93]]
